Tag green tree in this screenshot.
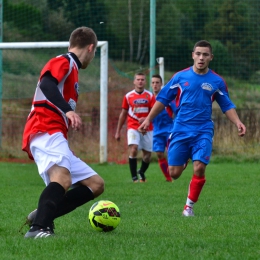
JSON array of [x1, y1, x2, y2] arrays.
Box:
[[205, 0, 254, 79], [3, 0, 42, 40]]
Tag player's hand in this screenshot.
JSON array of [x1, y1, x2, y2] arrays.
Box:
[[115, 132, 120, 141], [66, 111, 82, 131], [138, 119, 150, 135], [237, 122, 246, 137], [138, 117, 146, 124]]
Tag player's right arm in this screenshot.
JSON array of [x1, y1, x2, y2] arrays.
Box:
[[139, 76, 178, 134], [138, 101, 165, 134], [115, 108, 128, 141]]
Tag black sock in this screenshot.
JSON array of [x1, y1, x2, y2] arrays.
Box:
[[32, 182, 65, 230], [139, 160, 150, 180], [129, 157, 138, 181], [55, 185, 94, 219]]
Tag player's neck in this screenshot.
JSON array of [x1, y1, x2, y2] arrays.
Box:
[[192, 65, 209, 75], [135, 89, 144, 94]]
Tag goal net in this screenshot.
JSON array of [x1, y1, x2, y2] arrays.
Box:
[[0, 41, 108, 163]]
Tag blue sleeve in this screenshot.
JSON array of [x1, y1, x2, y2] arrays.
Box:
[[156, 76, 179, 105], [214, 81, 236, 113], [169, 100, 178, 117]]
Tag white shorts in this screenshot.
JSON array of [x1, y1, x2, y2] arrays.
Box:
[[29, 132, 97, 186], [127, 129, 153, 152]]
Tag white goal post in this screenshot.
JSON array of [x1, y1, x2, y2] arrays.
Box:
[[0, 41, 108, 163]]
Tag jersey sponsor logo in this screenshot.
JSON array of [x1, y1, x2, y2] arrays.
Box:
[[201, 83, 213, 91], [133, 99, 148, 105], [170, 83, 181, 89], [133, 107, 149, 113], [68, 98, 76, 111]]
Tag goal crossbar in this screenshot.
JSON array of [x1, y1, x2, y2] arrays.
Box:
[[0, 41, 108, 163]]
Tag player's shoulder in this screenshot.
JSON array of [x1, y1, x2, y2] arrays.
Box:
[[57, 53, 70, 60], [125, 89, 136, 97], [209, 69, 223, 79], [47, 54, 70, 66], [143, 89, 153, 96], [209, 69, 227, 84], [171, 66, 192, 79]]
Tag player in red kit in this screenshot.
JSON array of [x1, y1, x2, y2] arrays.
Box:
[[21, 27, 104, 238], [115, 73, 155, 182]]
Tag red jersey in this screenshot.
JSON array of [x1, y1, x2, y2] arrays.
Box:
[[22, 53, 79, 159], [122, 89, 155, 131]]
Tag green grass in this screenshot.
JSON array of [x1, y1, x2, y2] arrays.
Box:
[[0, 161, 259, 260]]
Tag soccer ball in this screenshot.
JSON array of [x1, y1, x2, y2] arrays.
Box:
[[89, 200, 121, 232]]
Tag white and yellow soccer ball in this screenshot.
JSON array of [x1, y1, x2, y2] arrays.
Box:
[[89, 200, 121, 232]]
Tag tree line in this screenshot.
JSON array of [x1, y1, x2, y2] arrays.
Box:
[[3, 0, 260, 81]]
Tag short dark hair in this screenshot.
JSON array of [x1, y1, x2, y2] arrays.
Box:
[[135, 72, 145, 76], [193, 40, 212, 53], [134, 72, 145, 79], [152, 74, 162, 82], [69, 27, 97, 49]]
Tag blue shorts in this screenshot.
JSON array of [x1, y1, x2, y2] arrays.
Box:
[[168, 133, 213, 166], [153, 134, 170, 152]]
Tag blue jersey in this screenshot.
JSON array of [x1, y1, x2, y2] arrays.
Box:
[[153, 99, 179, 137], [152, 100, 176, 137], [156, 66, 235, 136]]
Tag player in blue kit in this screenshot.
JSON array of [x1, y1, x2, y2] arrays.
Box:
[[139, 40, 246, 216], [151, 74, 177, 182]]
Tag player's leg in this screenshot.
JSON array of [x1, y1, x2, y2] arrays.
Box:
[[24, 132, 73, 238], [167, 138, 190, 180], [183, 136, 212, 216], [138, 131, 153, 182], [138, 149, 151, 182], [24, 133, 72, 237], [183, 161, 206, 216], [23, 157, 105, 232], [157, 152, 172, 182], [54, 159, 104, 218], [29, 165, 70, 230], [153, 134, 172, 182], [127, 129, 140, 182]]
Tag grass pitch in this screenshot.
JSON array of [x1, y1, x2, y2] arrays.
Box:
[[0, 161, 259, 260]]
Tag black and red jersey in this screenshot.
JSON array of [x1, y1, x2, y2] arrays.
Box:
[[22, 53, 80, 159]]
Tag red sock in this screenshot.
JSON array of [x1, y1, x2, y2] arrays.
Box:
[[187, 174, 206, 203], [158, 158, 172, 181]]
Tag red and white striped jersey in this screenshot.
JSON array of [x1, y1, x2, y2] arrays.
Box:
[[22, 53, 79, 159], [122, 89, 155, 131]]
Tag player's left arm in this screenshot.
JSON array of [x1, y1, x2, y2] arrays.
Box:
[[224, 108, 246, 136], [215, 80, 246, 137], [40, 72, 73, 114]]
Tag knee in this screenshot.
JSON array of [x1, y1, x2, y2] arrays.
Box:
[[169, 167, 182, 180], [56, 177, 72, 191], [143, 152, 151, 163], [63, 180, 72, 191], [129, 145, 138, 157], [48, 165, 72, 191], [156, 152, 165, 160], [92, 176, 105, 197], [193, 161, 206, 176]]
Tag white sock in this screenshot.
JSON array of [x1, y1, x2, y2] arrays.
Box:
[[185, 198, 195, 208]]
